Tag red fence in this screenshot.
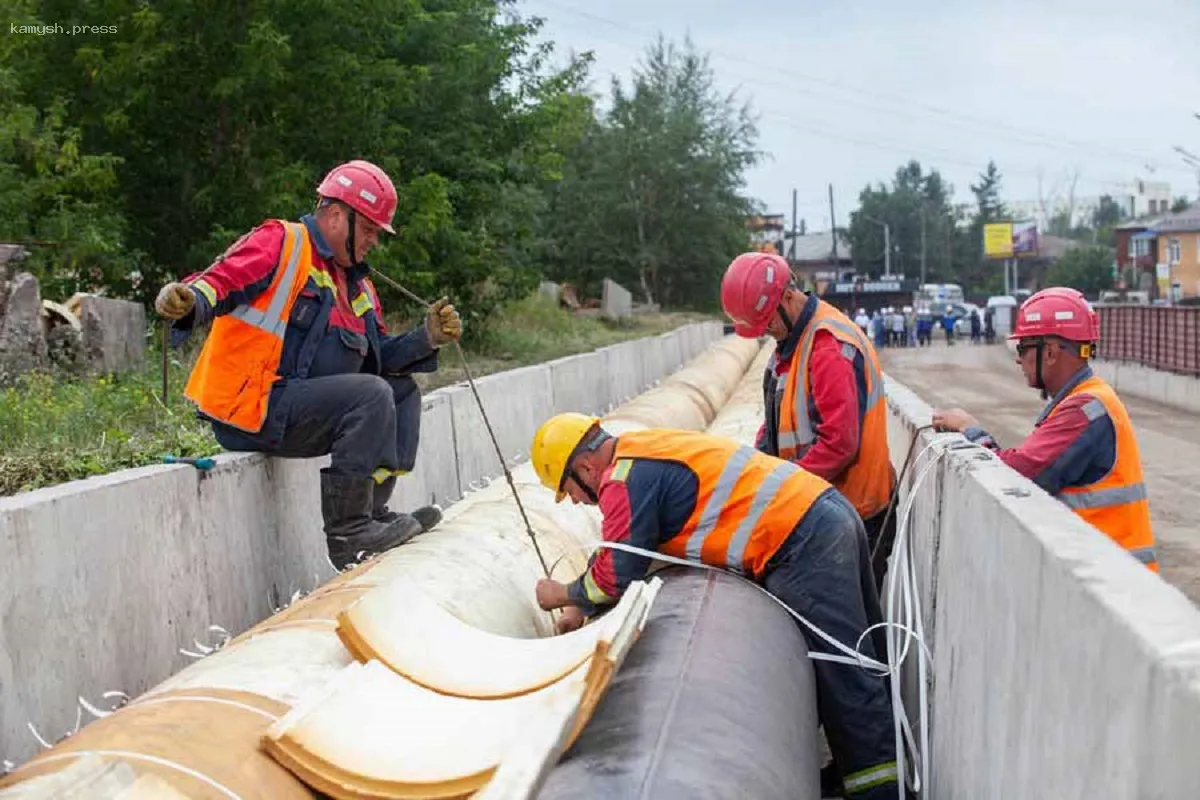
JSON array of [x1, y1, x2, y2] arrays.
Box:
[[1097, 305, 1200, 376]]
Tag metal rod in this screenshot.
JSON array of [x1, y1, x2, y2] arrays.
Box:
[[161, 320, 170, 406], [368, 267, 552, 578]]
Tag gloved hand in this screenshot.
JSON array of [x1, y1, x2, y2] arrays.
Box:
[[155, 282, 196, 320], [425, 296, 463, 347]]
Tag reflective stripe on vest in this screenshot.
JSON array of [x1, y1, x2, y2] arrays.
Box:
[[1057, 482, 1147, 510], [227, 232, 305, 339], [773, 300, 894, 519], [683, 447, 801, 572], [1051, 375, 1157, 571], [613, 429, 831, 578], [183, 221, 315, 433], [777, 314, 884, 453]]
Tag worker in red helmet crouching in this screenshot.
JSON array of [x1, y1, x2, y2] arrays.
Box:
[[153, 160, 463, 571], [932, 287, 1157, 572]]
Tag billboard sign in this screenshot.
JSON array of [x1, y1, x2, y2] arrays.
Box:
[[983, 221, 1039, 259], [1012, 221, 1039, 258], [983, 223, 1013, 258]]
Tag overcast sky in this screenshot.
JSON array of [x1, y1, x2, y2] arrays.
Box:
[[519, 0, 1200, 229]]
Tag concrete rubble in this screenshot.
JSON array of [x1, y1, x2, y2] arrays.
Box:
[[0, 247, 146, 382]]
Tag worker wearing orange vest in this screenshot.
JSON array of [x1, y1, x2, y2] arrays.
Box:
[[932, 287, 1157, 571], [530, 414, 900, 800], [721, 253, 898, 588], [154, 160, 462, 571]]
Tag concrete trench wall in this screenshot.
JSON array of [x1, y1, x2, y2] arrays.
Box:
[[0, 321, 724, 765], [1091, 358, 1200, 416], [883, 373, 1200, 799]]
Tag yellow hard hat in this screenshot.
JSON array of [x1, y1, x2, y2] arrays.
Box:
[[531, 412, 600, 502]]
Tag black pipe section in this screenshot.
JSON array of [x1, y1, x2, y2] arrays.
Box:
[[540, 567, 821, 800]]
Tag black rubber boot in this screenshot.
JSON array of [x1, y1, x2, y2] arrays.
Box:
[[372, 475, 444, 532], [322, 471, 422, 571]]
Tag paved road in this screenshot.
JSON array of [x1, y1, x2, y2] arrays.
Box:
[[882, 340, 1200, 605]]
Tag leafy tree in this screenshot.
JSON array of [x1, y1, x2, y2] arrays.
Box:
[[845, 160, 957, 283], [543, 35, 760, 309], [1045, 245, 1115, 298], [1171, 196, 1193, 213], [1088, 194, 1126, 247], [957, 160, 1009, 294], [4, 0, 592, 328]]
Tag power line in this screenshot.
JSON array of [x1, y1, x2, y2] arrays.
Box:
[[526, 0, 1186, 174], [569, 51, 1148, 193]]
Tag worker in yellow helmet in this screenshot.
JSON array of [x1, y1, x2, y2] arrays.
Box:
[[528, 412, 901, 800]]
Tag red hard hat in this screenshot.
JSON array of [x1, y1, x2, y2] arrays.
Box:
[[1009, 287, 1100, 343], [721, 252, 791, 337], [316, 160, 398, 233]]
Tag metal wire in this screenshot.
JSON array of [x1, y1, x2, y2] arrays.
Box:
[[367, 267, 552, 578]]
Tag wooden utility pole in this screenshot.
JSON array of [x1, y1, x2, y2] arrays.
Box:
[[791, 188, 798, 261], [920, 204, 927, 285]]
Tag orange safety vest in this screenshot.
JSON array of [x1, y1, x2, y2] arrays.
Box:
[[776, 300, 894, 520], [613, 429, 832, 579], [184, 221, 315, 433], [1049, 375, 1157, 571]]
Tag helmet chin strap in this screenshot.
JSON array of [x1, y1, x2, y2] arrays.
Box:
[[1034, 342, 1049, 400], [344, 207, 360, 269], [776, 303, 794, 334]]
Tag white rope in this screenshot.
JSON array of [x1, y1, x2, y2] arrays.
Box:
[[130, 694, 280, 722]]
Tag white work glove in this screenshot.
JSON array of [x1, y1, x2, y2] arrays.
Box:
[[155, 282, 196, 320]]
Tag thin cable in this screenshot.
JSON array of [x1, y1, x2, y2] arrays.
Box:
[[367, 267, 552, 578], [529, 0, 1183, 172]]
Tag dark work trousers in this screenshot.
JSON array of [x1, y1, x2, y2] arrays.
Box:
[[212, 373, 423, 480], [864, 505, 898, 592], [763, 489, 898, 799]]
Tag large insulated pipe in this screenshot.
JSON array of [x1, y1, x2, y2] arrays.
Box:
[[0, 336, 761, 798], [539, 342, 822, 800]]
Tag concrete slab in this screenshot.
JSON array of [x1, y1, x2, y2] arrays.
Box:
[[0, 451, 331, 765], [635, 334, 666, 392], [537, 281, 560, 305], [657, 329, 684, 375], [1093, 359, 1200, 417], [599, 340, 645, 406], [549, 351, 609, 416], [601, 278, 632, 321], [0, 272, 47, 383], [392, 389, 460, 510], [447, 364, 554, 492], [79, 295, 146, 374], [883, 372, 1200, 799]]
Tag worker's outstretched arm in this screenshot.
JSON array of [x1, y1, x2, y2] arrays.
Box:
[[176, 222, 286, 332], [795, 331, 866, 481], [565, 478, 654, 616], [366, 280, 442, 375], [964, 394, 1116, 495]]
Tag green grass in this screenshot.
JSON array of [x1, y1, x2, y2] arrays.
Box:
[[0, 296, 718, 496]]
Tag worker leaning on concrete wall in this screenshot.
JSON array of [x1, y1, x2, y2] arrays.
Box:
[[932, 287, 1157, 572], [529, 414, 901, 800], [153, 160, 463, 571], [719, 253, 898, 589]]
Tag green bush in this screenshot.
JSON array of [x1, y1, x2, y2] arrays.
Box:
[[0, 302, 715, 496], [0, 345, 219, 495]]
